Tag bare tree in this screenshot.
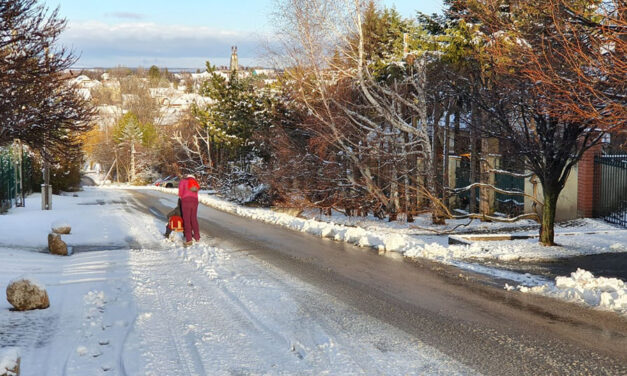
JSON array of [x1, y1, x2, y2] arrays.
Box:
[[273, 0, 443, 221], [0, 0, 94, 158]]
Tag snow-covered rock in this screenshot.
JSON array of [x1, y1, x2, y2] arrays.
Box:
[[0, 347, 20, 376], [6, 277, 50, 311], [48, 233, 68, 256], [51, 221, 71, 235]]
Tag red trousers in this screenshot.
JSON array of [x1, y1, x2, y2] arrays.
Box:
[[181, 197, 200, 242]]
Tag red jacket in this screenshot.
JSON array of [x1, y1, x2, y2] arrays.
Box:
[[178, 177, 199, 200]]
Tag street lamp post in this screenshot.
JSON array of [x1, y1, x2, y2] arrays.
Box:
[[41, 46, 52, 210]]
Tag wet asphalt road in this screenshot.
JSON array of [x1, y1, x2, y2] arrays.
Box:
[[491, 253, 627, 281], [128, 189, 627, 375]]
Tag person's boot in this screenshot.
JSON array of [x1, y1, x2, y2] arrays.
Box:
[[183, 240, 193, 247]]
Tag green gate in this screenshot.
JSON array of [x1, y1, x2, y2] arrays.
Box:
[[494, 171, 525, 216], [0, 148, 32, 212]]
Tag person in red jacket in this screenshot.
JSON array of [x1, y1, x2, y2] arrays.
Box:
[[178, 174, 200, 246]]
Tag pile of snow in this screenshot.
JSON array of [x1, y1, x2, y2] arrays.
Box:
[[0, 347, 20, 375], [506, 269, 627, 316]]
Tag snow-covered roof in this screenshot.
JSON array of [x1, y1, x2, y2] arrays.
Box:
[[72, 75, 102, 89]]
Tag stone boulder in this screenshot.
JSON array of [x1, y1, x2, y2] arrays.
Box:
[[51, 221, 71, 235], [6, 278, 49, 311], [0, 347, 20, 376], [48, 233, 68, 256]]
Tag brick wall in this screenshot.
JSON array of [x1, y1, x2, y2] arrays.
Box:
[[577, 144, 602, 217]]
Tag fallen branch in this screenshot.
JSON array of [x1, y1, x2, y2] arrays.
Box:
[[409, 218, 475, 234], [448, 182, 543, 206], [451, 212, 540, 223]]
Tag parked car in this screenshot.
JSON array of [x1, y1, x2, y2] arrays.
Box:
[[153, 175, 172, 187], [162, 176, 180, 188]]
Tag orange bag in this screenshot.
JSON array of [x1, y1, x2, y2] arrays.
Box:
[[169, 215, 184, 232], [189, 178, 200, 192]]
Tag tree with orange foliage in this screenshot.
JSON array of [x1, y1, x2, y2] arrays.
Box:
[[458, 0, 626, 245]]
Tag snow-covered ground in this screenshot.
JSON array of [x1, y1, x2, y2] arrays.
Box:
[[0, 190, 153, 251], [144, 186, 627, 317], [0, 189, 477, 375]]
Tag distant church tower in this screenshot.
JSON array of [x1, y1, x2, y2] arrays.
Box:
[[229, 46, 239, 72]]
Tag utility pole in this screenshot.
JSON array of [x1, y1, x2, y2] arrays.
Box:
[[42, 140, 51, 210], [42, 155, 51, 209], [42, 46, 52, 210]]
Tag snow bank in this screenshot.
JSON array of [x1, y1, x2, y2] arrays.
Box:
[[0, 347, 20, 375], [148, 186, 627, 264], [506, 269, 627, 316], [151, 186, 432, 257]]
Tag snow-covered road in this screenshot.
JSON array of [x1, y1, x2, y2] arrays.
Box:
[[123, 246, 470, 375], [0, 189, 472, 375], [2, 188, 627, 375]]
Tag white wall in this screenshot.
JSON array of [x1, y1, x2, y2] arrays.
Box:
[[524, 165, 579, 221]]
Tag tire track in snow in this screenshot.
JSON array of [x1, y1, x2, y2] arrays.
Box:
[[175, 243, 469, 375], [152, 276, 206, 376], [212, 257, 380, 372], [215, 258, 385, 375], [127, 251, 206, 376]]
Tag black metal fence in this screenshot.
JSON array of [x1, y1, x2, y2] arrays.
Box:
[[0, 148, 32, 213], [594, 155, 627, 227]]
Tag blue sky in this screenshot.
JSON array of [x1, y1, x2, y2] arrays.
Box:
[[46, 0, 444, 68]]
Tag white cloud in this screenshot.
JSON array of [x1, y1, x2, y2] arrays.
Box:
[[65, 21, 247, 41], [104, 12, 145, 20], [61, 21, 269, 67]]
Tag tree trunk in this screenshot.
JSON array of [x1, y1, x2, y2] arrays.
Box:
[[479, 138, 492, 219], [115, 148, 120, 183], [540, 188, 559, 246], [431, 108, 446, 225], [130, 142, 136, 183], [453, 103, 461, 155], [442, 106, 451, 211], [206, 130, 212, 169], [469, 102, 479, 214]]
